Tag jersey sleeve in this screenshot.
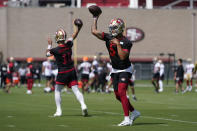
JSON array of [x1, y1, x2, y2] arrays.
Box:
[[88, 63, 92, 68], [192, 64, 195, 68], [78, 63, 82, 70], [66, 37, 73, 47], [121, 40, 133, 52], [102, 32, 112, 41], [49, 48, 56, 55], [42, 61, 45, 67]]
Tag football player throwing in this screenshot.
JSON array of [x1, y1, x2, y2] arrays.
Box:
[[46, 19, 88, 117], [91, 16, 140, 126]]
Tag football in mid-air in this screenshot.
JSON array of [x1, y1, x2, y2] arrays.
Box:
[[74, 18, 83, 27], [88, 5, 102, 17]]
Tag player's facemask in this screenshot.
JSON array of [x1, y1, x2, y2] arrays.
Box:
[[55, 28, 67, 43], [109, 18, 125, 37]]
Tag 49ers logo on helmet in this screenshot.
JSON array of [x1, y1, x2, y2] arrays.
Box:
[[55, 28, 67, 43], [126, 27, 145, 42]]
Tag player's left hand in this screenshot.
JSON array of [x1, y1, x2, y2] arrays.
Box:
[[111, 38, 120, 45], [47, 37, 52, 45]]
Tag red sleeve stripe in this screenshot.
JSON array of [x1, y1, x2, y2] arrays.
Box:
[[56, 81, 65, 85], [102, 32, 105, 39], [122, 49, 129, 52], [58, 68, 75, 74], [58, 44, 65, 47], [68, 80, 78, 88]]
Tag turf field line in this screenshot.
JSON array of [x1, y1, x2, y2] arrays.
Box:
[[87, 110, 197, 124], [135, 84, 175, 87], [56, 125, 68, 127], [137, 101, 197, 108], [7, 116, 14, 118], [141, 116, 197, 124], [4, 102, 197, 125], [7, 125, 15, 127], [5, 97, 197, 109]]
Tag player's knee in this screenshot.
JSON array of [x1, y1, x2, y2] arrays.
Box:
[[118, 90, 126, 97], [55, 84, 63, 92], [118, 84, 127, 97], [115, 94, 121, 101]]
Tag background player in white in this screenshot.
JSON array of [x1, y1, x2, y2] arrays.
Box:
[[158, 60, 164, 92], [78, 56, 91, 94], [193, 62, 197, 92], [128, 63, 137, 101], [151, 57, 160, 93], [92, 55, 99, 68], [18, 64, 27, 88], [184, 58, 194, 92], [42, 57, 53, 92], [105, 62, 113, 93], [44, 56, 57, 93], [85, 56, 99, 93], [46, 19, 88, 117]]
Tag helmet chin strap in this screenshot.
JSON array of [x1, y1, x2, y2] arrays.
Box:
[[110, 29, 123, 38], [112, 33, 118, 37], [110, 32, 124, 40], [57, 40, 65, 44]]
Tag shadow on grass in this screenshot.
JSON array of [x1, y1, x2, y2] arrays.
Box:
[[61, 114, 93, 117], [134, 122, 167, 126], [62, 112, 116, 117]]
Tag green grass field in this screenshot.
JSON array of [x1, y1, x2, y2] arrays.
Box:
[[0, 81, 197, 131]]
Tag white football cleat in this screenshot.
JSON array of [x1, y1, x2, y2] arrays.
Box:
[[117, 120, 131, 126], [159, 88, 163, 92], [130, 110, 140, 122], [184, 87, 190, 93], [182, 89, 188, 94], [53, 112, 62, 117], [188, 87, 192, 92], [26, 90, 32, 95], [44, 87, 51, 93], [82, 109, 88, 117], [126, 95, 130, 99]]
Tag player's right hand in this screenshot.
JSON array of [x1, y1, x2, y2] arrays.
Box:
[[93, 15, 100, 19]]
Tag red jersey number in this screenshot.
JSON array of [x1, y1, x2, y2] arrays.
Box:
[[62, 52, 71, 65], [109, 44, 116, 56]]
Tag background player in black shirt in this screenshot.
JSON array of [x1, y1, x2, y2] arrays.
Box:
[[5, 57, 15, 93], [91, 15, 140, 126], [46, 19, 88, 117], [174, 59, 185, 93], [0, 63, 7, 89]]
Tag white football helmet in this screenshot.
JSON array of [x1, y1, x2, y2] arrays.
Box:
[[55, 28, 67, 43], [109, 18, 125, 37]]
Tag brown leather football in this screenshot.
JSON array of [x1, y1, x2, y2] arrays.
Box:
[[88, 5, 102, 17], [74, 18, 83, 27]]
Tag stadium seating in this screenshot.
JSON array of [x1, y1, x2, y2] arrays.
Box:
[[38, 0, 71, 6], [138, 0, 197, 8], [0, 0, 8, 7], [82, 0, 197, 8], [82, 0, 129, 7]]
